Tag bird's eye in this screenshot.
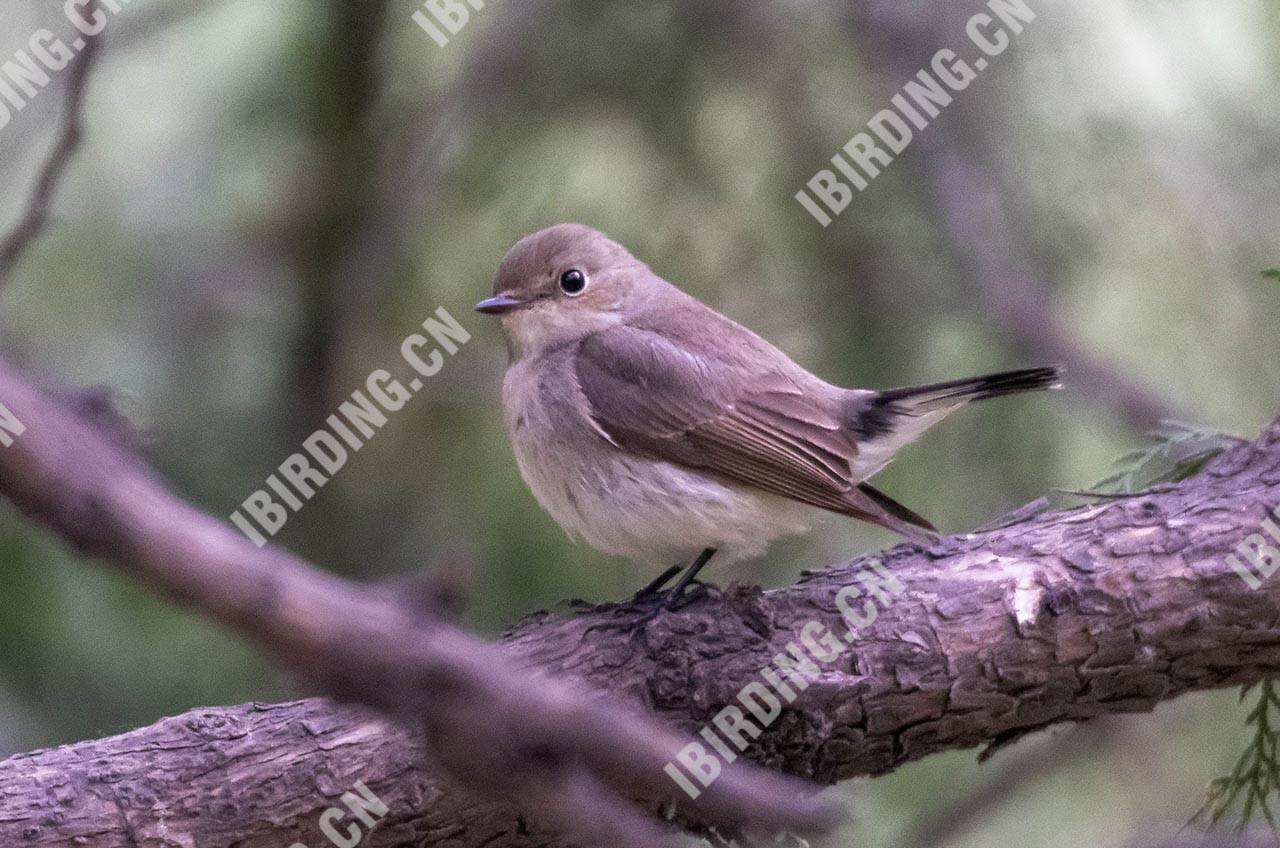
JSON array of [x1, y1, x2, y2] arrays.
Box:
[[559, 269, 588, 296]]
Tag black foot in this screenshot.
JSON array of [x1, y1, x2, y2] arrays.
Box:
[[581, 549, 722, 638], [664, 579, 723, 610], [663, 548, 717, 603], [630, 564, 682, 601], [582, 580, 717, 639]]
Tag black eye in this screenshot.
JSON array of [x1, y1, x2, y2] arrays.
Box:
[[559, 269, 588, 296]]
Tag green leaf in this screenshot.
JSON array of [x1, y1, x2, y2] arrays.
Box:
[[1087, 421, 1245, 496], [1263, 269, 1280, 281], [1193, 680, 1280, 835]]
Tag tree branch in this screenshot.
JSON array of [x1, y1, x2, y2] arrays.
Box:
[[501, 417, 1280, 782], [0, 359, 837, 847], [1, 361, 1278, 845]]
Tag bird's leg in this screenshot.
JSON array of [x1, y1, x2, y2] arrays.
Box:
[[663, 548, 718, 609], [632, 564, 682, 600], [582, 550, 721, 639]]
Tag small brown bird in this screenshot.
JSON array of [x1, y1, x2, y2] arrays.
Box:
[[478, 223, 1059, 598]]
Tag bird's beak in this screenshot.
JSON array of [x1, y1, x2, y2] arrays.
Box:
[[475, 292, 526, 315]]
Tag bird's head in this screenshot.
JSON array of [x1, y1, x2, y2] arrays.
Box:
[[477, 223, 649, 360]]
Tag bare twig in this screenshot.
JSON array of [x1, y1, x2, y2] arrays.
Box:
[[922, 141, 1180, 431], [0, 1, 103, 288]]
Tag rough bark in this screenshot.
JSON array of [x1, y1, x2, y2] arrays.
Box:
[[3, 411, 1279, 846], [509, 418, 1280, 783]]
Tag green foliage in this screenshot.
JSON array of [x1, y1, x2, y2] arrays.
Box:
[[1195, 681, 1280, 835], [1263, 269, 1280, 281], [1088, 421, 1245, 494]]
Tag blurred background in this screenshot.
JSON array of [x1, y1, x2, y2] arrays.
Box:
[[0, 0, 1277, 845]]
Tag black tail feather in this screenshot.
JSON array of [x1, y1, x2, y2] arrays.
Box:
[[839, 367, 1059, 539], [849, 366, 1061, 443], [876, 366, 1062, 408]]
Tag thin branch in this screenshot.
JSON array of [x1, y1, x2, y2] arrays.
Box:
[[0, 1, 103, 288], [922, 140, 1180, 431]]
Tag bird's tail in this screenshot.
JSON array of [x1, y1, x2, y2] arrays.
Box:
[[847, 366, 1062, 482], [874, 366, 1062, 413]]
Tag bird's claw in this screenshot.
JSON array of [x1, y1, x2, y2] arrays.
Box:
[[580, 580, 717, 638]]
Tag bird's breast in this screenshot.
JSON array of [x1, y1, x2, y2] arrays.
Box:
[[500, 359, 814, 566], [501, 356, 607, 532]]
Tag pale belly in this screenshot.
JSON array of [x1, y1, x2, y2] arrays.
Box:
[[518, 438, 816, 568], [503, 360, 817, 569]]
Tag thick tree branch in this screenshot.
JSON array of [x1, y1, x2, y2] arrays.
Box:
[[503, 417, 1280, 782], [1, 360, 1279, 846], [0, 360, 836, 847]]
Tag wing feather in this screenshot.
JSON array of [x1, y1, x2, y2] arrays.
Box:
[[574, 327, 860, 511]]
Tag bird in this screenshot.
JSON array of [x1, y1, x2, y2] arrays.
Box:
[[477, 223, 1060, 602]]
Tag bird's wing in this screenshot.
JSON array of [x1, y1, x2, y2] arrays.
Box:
[[574, 325, 870, 515]]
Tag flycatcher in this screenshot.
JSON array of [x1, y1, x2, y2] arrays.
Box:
[[477, 223, 1059, 599]]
